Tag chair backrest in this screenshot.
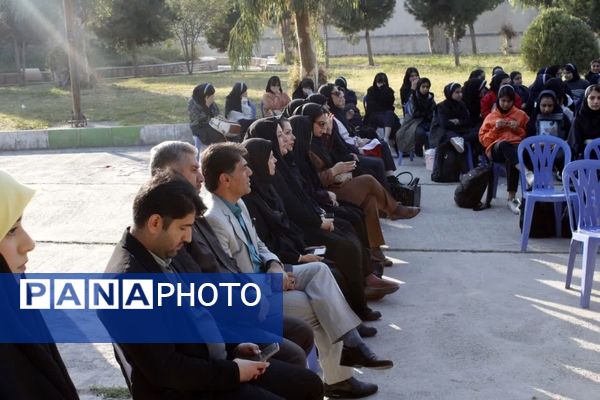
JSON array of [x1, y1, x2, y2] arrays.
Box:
[[583, 137, 600, 160], [517, 135, 571, 194], [562, 160, 600, 232]]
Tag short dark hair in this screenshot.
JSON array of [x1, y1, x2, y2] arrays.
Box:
[[133, 172, 202, 229], [200, 143, 247, 192]]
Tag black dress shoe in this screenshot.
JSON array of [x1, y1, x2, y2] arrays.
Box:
[[357, 308, 381, 321], [340, 344, 394, 370], [357, 323, 377, 338], [324, 377, 378, 399]]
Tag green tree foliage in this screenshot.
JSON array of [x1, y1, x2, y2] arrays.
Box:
[[168, 0, 225, 74], [405, 0, 501, 66], [510, 0, 600, 33], [91, 0, 173, 76], [520, 8, 599, 71], [328, 0, 396, 66], [204, 0, 239, 53]]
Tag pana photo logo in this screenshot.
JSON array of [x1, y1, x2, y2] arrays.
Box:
[[20, 278, 262, 310]]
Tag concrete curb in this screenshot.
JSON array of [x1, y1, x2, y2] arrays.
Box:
[[0, 124, 194, 151]]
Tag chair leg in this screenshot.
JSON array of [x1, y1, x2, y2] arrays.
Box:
[[521, 199, 536, 252], [553, 202, 563, 238], [566, 239, 579, 289], [580, 240, 598, 309], [409, 151, 414, 161]]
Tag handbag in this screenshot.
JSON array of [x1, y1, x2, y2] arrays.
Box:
[[209, 116, 242, 140], [393, 171, 421, 207]]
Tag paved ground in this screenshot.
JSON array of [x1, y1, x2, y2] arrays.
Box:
[[1, 147, 599, 399]]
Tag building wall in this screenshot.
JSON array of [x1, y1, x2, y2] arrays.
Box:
[[199, 1, 538, 57]]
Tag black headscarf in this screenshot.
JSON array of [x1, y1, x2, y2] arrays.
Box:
[[244, 138, 273, 187], [400, 67, 419, 105], [334, 76, 347, 90], [469, 69, 485, 80], [490, 72, 509, 94], [289, 115, 324, 190], [306, 93, 328, 107], [496, 85, 516, 114], [292, 78, 315, 99], [543, 77, 573, 106], [282, 98, 305, 118], [265, 76, 282, 94], [191, 83, 216, 117], [412, 78, 434, 116], [225, 82, 248, 116], [463, 78, 485, 123], [366, 72, 395, 113]]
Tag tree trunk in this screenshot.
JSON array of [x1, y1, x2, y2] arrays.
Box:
[[131, 44, 139, 77], [323, 21, 329, 69], [21, 42, 27, 84], [469, 23, 477, 55], [452, 31, 460, 67], [429, 25, 446, 55], [365, 28, 375, 66], [294, 8, 317, 80], [189, 40, 196, 74], [279, 15, 295, 65], [12, 37, 23, 85]]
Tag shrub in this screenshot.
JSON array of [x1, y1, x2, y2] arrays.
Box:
[[521, 8, 599, 71]]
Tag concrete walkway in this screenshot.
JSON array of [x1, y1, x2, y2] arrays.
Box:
[[0, 147, 598, 399]]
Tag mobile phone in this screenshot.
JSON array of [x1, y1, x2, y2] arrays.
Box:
[[324, 213, 334, 219], [313, 247, 326, 256], [259, 343, 280, 361]]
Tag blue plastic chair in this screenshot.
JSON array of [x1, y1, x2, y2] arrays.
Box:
[[490, 162, 506, 199], [562, 159, 600, 308], [518, 136, 572, 252], [583, 138, 600, 159]]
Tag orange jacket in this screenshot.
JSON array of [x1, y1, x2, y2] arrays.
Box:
[[479, 106, 529, 157]]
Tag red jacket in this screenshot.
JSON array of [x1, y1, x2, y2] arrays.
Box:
[[480, 91, 523, 119]]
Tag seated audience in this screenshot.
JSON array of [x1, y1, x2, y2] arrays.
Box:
[[400, 67, 420, 113], [104, 173, 323, 400], [396, 78, 435, 156], [526, 90, 571, 139], [225, 82, 257, 133], [543, 78, 575, 122], [479, 85, 529, 214], [262, 76, 291, 117], [567, 84, 600, 159], [469, 69, 486, 81], [292, 78, 315, 100], [0, 170, 80, 400], [584, 58, 600, 84], [188, 83, 224, 150], [364, 72, 400, 144], [462, 78, 487, 129], [563, 64, 589, 107], [481, 72, 522, 119], [334, 76, 358, 106], [510, 71, 531, 110], [201, 142, 392, 398]]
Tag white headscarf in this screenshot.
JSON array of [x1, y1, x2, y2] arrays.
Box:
[[0, 170, 34, 239]]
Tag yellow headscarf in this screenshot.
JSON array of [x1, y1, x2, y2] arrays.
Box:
[[0, 170, 35, 239]]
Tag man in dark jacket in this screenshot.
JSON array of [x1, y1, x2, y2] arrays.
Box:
[[104, 173, 323, 400]]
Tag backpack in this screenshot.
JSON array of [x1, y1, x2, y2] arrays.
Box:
[[431, 142, 468, 182], [518, 200, 574, 238], [454, 164, 493, 210]]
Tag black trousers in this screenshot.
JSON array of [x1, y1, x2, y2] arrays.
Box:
[[491, 141, 519, 193], [215, 358, 323, 400]]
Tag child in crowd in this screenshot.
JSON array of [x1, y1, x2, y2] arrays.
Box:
[[510, 71, 530, 110], [481, 72, 522, 119], [225, 82, 257, 133], [568, 84, 600, 159], [469, 69, 485, 81], [396, 78, 435, 157], [262, 75, 291, 116], [364, 72, 400, 144], [584, 59, 600, 84], [563, 64, 590, 106], [399, 67, 420, 113], [292, 78, 315, 99], [479, 85, 529, 214], [526, 90, 571, 139], [462, 78, 487, 128]]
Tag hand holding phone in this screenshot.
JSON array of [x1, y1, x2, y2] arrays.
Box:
[[259, 343, 280, 362]]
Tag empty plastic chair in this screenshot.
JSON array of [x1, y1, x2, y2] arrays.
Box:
[[583, 137, 600, 159], [518, 136, 572, 252], [562, 159, 600, 308]]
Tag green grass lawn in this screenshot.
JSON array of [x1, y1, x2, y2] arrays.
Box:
[[0, 54, 534, 131]]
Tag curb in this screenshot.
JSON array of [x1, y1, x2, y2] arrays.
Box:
[[0, 124, 194, 151]]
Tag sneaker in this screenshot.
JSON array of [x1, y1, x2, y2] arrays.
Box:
[[450, 137, 465, 153], [525, 171, 535, 187], [507, 198, 521, 215]]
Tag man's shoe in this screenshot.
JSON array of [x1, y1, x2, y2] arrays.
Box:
[[389, 204, 420, 220], [357, 307, 382, 321], [364, 286, 386, 301], [508, 198, 521, 215], [340, 344, 394, 370], [370, 247, 393, 266], [366, 274, 399, 295], [357, 323, 377, 338], [324, 377, 378, 399], [450, 136, 465, 153]]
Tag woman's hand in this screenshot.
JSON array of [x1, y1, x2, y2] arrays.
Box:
[[327, 191, 338, 206], [332, 161, 356, 175], [299, 254, 324, 263]]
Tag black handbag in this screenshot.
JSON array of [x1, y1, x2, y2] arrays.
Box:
[[393, 171, 421, 207]]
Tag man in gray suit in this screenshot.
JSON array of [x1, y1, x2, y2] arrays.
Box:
[[201, 142, 393, 399]]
